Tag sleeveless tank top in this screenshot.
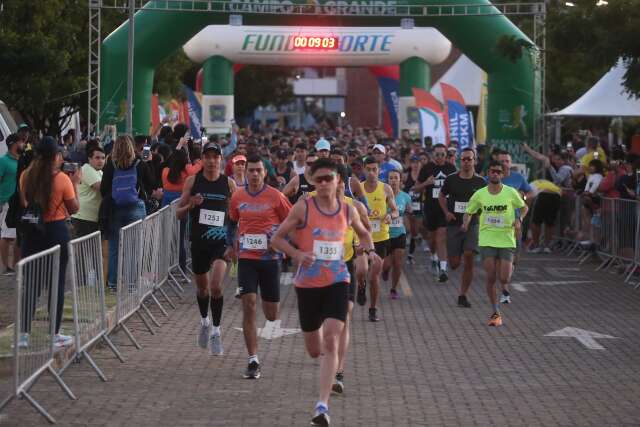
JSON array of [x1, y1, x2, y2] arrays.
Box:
[[292, 173, 315, 203], [294, 197, 350, 288], [190, 172, 230, 242], [309, 191, 356, 262], [363, 181, 389, 242]]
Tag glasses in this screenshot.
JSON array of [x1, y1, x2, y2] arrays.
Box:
[[489, 169, 503, 175], [314, 174, 335, 183], [461, 157, 474, 162], [434, 152, 446, 157]]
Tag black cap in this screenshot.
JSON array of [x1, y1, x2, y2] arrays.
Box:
[[202, 142, 222, 155], [276, 149, 288, 159], [5, 134, 19, 146]]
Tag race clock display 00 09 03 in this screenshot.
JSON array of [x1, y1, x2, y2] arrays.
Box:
[[292, 35, 340, 50]]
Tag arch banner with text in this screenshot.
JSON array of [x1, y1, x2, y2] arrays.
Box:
[[100, 0, 539, 154]]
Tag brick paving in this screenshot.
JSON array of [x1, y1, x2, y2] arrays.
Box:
[[2, 251, 640, 426]]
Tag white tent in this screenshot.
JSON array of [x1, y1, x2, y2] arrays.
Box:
[[549, 59, 640, 117], [432, 54, 483, 106]]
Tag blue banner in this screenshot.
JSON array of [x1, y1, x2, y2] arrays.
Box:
[[183, 84, 202, 139], [376, 76, 399, 138], [446, 100, 473, 151]]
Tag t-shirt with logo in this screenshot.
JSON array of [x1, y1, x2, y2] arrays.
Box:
[[389, 191, 412, 238], [465, 185, 526, 248], [440, 173, 486, 226], [417, 162, 457, 209], [363, 180, 389, 243], [229, 184, 292, 260]]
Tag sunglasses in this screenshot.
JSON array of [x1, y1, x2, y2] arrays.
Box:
[[314, 174, 335, 183], [461, 157, 474, 162], [489, 169, 503, 175]]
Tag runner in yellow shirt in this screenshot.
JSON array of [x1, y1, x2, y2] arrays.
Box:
[[462, 160, 528, 327]]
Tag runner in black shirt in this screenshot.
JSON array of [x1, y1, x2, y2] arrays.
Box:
[[439, 147, 486, 307], [412, 144, 457, 282], [403, 156, 426, 264]]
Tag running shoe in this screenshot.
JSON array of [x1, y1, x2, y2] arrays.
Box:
[[332, 372, 344, 394], [438, 271, 448, 283], [488, 312, 503, 327], [542, 247, 552, 254], [53, 333, 74, 348], [528, 246, 543, 254], [311, 405, 330, 426], [198, 319, 210, 349], [235, 285, 242, 299], [457, 295, 471, 308], [3, 268, 15, 276], [209, 333, 224, 356], [406, 254, 414, 265], [431, 260, 439, 276], [382, 269, 389, 282], [368, 308, 379, 322], [500, 291, 511, 304], [390, 289, 399, 300], [356, 284, 367, 306], [244, 361, 261, 379]]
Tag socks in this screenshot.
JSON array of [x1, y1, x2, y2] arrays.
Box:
[[248, 355, 259, 364], [315, 401, 328, 414], [439, 260, 448, 272], [211, 325, 221, 336], [210, 296, 224, 327], [200, 317, 210, 326], [197, 295, 209, 318], [431, 254, 439, 262]]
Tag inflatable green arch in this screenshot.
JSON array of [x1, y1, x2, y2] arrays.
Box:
[[101, 0, 539, 158]]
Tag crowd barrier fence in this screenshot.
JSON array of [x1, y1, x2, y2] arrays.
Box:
[[0, 246, 76, 424]]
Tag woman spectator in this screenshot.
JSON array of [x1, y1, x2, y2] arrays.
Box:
[[100, 135, 155, 291], [19, 136, 80, 348], [161, 147, 201, 207]]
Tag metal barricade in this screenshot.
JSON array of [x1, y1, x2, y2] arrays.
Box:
[[0, 245, 76, 424], [598, 198, 638, 273], [168, 200, 189, 293], [139, 210, 167, 325], [108, 219, 153, 350], [61, 232, 124, 381]]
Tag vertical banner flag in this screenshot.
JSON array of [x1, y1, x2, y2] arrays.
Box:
[[476, 72, 488, 145], [412, 87, 448, 146], [369, 66, 400, 138], [440, 82, 473, 151], [183, 85, 202, 139]]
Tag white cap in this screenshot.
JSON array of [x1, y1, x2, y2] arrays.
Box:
[[315, 138, 331, 151], [373, 144, 386, 154]]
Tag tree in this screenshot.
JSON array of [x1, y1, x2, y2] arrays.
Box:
[[234, 66, 295, 121]]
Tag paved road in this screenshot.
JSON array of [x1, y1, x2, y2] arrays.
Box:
[[2, 252, 640, 426]]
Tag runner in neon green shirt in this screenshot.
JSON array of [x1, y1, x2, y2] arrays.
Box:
[[462, 160, 528, 327]]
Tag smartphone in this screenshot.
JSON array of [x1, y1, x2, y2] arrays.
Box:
[[142, 145, 151, 161], [593, 151, 599, 159], [62, 162, 78, 173]]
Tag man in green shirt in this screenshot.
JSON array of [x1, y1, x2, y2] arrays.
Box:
[[0, 134, 25, 274], [462, 160, 528, 327], [71, 146, 106, 237]]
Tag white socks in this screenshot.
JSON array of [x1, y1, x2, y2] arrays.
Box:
[[249, 355, 259, 364], [201, 317, 210, 326], [211, 325, 221, 336], [440, 260, 448, 272]]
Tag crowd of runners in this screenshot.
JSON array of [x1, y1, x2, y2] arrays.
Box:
[[4, 123, 531, 426]]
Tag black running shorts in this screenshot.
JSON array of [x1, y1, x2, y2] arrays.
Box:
[[295, 283, 349, 332], [374, 240, 390, 258], [389, 234, 407, 251], [532, 192, 561, 226], [423, 204, 447, 231], [237, 259, 280, 303], [191, 240, 227, 275]]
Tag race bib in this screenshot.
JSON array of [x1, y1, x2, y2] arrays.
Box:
[[242, 234, 268, 250], [313, 240, 342, 261], [411, 202, 421, 211], [484, 215, 505, 227], [391, 217, 403, 227], [370, 220, 381, 233], [199, 209, 225, 227], [454, 202, 468, 214], [432, 188, 440, 198]]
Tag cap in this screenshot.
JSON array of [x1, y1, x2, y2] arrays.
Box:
[[5, 134, 19, 146], [202, 141, 222, 155], [373, 144, 386, 154], [36, 136, 62, 158], [315, 139, 331, 152], [17, 123, 30, 131], [410, 155, 420, 161], [276, 149, 289, 159], [232, 154, 247, 163]]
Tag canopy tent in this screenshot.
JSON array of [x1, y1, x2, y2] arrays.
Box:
[[432, 54, 483, 106], [549, 59, 640, 117]]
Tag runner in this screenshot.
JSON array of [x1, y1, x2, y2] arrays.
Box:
[[271, 158, 380, 427], [462, 160, 528, 326], [412, 144, 457, 282], [229, 154, 247, 188], [361, 156, 398, 321], [382, 169, 412, 299], [292, 142, 308, 175], [176, 142, 236, 355], [404, 155, 425, 264], [438, 147, 486, 307], [228, 154, 292, 379], [273, 149, 292, 191], [282, 153, 317, 203]]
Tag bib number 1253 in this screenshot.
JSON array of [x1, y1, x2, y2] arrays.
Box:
[[199, 209, 225, 227]]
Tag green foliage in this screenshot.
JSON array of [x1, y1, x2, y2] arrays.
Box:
[[234, 66, 294, 118]]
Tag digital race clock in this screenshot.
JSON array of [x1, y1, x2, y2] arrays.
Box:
[[292, 36, 340, 50]]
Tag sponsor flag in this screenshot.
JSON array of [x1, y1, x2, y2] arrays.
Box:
[[370, 66, 400, 138], [440, 82, 473, 150], [183, 85, 202, 139], [476, 71, 488, 145], [412, 87, 448, 146]]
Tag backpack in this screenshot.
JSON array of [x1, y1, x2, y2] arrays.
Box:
[[111, 159, 140, 206]]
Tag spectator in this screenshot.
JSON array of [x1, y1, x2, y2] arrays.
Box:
[[71, 146, 106, 237], [0, 134, 25, 274], [19, 136, 80, 348], [161, 148, 201, 207], [100, 135, 154, 291], [580, 137, 607, 174]]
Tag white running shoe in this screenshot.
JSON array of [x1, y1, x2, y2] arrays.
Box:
[[500, 293, 511, 304], [209, 333, 224, 356], [16, 333, 29, 349], [198, 318, 210, 349], [542, 247, 552, 254], [53, 333, 74, 348]]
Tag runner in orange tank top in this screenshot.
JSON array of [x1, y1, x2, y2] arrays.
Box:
[[271, 158, 380, 427]]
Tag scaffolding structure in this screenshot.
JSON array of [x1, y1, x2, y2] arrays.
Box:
[[87, 0, 546, 148]]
